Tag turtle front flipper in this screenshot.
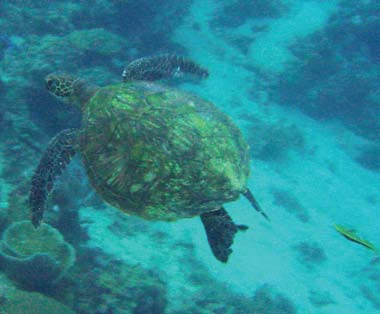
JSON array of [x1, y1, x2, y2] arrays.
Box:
[[122, 54, 209, 82], [200, 207, 248, 263], [29, 128, 79, 227]]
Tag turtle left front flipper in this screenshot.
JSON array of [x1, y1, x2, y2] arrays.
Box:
[[122, 54, 209, 82], [200, 207, 248, 263], [29, 128, 79, 228]]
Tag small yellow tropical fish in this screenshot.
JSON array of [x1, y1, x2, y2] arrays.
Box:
[[334, 224, 378, 253]]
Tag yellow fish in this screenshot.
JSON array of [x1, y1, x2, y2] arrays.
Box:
[[334, 224, 378, 253]]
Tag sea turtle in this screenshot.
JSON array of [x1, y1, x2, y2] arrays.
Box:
[[29, 54, 268, 263]]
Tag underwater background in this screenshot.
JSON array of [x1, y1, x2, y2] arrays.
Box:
[[0, 0, 379, 313]]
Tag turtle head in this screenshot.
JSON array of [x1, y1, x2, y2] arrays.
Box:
[[45, 72, 98, 109], [45, 72, 76, 97]]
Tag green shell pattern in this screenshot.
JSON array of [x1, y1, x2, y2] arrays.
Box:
[[80, 82, 250, 220]]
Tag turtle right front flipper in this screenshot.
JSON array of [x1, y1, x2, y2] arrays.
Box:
[[29, 128, 79, 227], [122, 54, 209, 82]]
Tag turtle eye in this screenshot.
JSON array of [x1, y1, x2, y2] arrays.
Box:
[[46, 78, 61, 95], [46, 78, 55, 91]]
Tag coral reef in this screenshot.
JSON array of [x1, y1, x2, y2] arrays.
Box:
[[0, 272, 75, 313], [0, 0, 190, 56], [0, 1, 79, 36], [0, 220, 75, 290], [53, 249, 167, 314], [1, 288, 76, 314], [0, 0, 192, 138], [268, 0, 380, 140], [3, 28, 127, 85]]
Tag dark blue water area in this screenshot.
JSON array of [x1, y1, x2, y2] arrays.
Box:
[[0, 1, 379, 313]]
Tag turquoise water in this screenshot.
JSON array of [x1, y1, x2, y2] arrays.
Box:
[[0, 1, 379, 313]]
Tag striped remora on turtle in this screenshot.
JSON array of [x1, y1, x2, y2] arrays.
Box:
[[29, 54, 269, 263]]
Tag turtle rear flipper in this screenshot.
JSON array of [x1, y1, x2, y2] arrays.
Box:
[[243, 188, 270, 221], [200, 207, 248, 263], [122, 54, 209, 82], [29, 128, 79, 227]]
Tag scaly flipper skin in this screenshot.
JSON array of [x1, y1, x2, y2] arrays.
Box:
[[200, 207, 248, 263], [122, 54, 209, 82], [29, 128, 79, 227]]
